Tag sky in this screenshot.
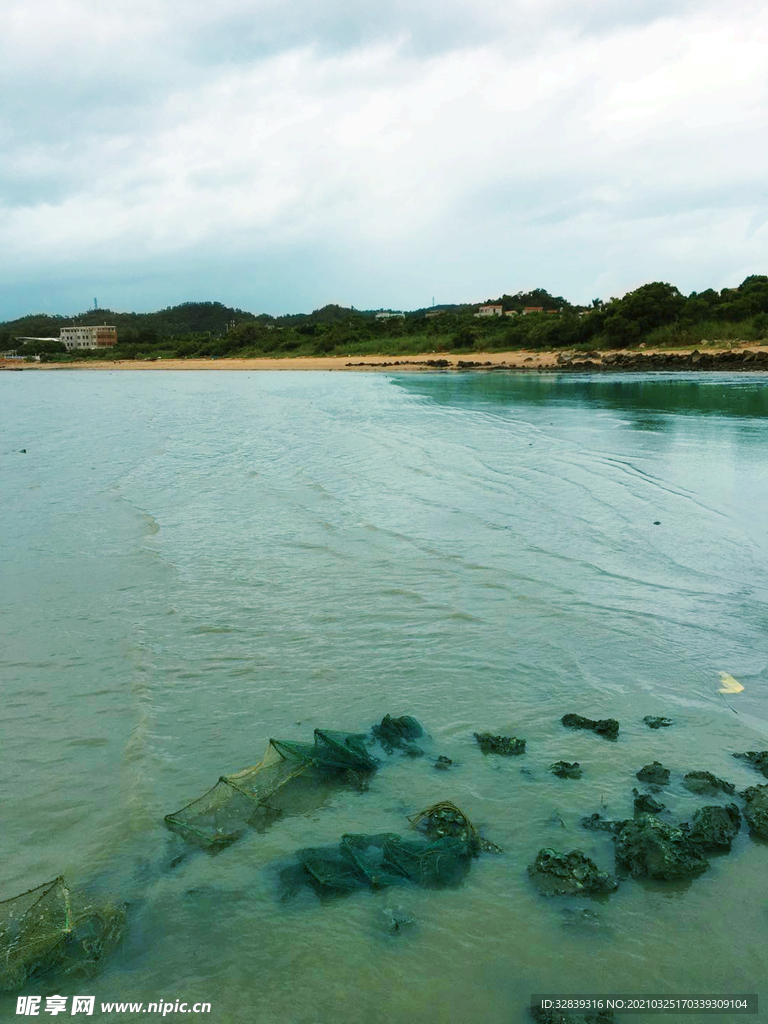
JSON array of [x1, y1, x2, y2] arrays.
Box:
[[1, 0, 767, 321]]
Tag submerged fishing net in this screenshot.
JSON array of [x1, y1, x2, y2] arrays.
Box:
[[0, 878, 125, 992], [165, 730, 378, 850], [286, 832, 475, 896], [281, 802, 491, 898], [410, 800, 503, 854]]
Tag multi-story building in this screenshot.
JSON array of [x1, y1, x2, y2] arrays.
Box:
[[59, 325, 118, 351]]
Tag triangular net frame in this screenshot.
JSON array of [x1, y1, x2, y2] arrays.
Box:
[[0, 877, 125, 992], [164, 730, 377, 850]]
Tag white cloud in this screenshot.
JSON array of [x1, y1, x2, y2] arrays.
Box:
[[1, 0, 766, 317]]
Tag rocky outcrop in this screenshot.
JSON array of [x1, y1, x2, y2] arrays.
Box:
[[632, 789, 666, 815], [682, 771, 735, 795], [614, 814, 708, 880], [686, 804, 741, 851], [561, 714, 619, 740], [580, 814, 627, 834], [733, 751, 768, 779], [474, 732, 526, 756], [550, 761, 583, 779], [642, 716, 673, 729], [635, 761, 670, 786], [740, 784, 768, 838], [528, 848, 618, 896], [554, 349, 768, 373]]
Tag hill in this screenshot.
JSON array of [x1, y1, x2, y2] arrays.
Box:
[[2, 279, 767, 360]]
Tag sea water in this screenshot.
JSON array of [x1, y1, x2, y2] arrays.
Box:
[[1, 369, 767, 1023]]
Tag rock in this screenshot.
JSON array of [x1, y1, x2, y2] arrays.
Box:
[[474, 732, 526, 756], [686, 804, 741, 851], [614, 814, 708, 880], [556, 352, 574, 364], [580, 813, 626, 834], [733, 751, 768, 779], [642, 716, 672, 729], [550, 761, 583, 779], [683, 771, 735, 796], [527, 848, 618, 896], [433, 755, 453, 771], [632, 789, 665, 815], [561, 714, 619, 740], [740, 784, 768, 838], [636, 761, 670, 786]]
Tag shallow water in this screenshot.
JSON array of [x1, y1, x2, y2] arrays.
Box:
[[1, 369, 767, 1023]]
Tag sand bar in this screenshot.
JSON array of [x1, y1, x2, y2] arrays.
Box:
[[5, 345, 768, 373]]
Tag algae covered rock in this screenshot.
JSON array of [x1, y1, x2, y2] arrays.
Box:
[[635, 761, 670, 786], [614, 814, 708, 880], [632, 789, 665, 815], [561, 714, 619, 740], [474, 732, 526, 756], [642, 716, 673, 729], [687, 804, 741, 851], [733, 751, 768, 779], [527, 848, 618, 896], [550, 761, 583, 779], [580, 813, 627, 834], [740, 784, 768, 838], [683, 771, 735, 795]]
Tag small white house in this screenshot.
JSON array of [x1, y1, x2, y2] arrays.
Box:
[[474, 305, 503, 318]]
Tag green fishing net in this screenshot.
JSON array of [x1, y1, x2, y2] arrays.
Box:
[[0, 877, 125, 992], [280, 801, 493, 897], [164, 729, 378, 850]]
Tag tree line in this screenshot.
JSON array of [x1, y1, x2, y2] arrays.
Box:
[[2, 279, 767, 362]]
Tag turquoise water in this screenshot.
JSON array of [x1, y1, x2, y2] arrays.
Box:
[[1, 369, 767, 1023]]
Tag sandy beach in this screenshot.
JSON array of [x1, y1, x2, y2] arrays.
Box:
[[6, 343, 768, 373]]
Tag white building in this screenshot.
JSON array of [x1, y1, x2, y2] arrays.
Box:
[[474, 305, 503, 317], [375, 311, 405, 319], [59, 325, 118, 351]]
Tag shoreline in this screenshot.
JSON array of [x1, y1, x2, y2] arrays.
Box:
[[4, 344, 768, 373]]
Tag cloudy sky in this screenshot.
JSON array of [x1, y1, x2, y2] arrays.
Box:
[[2, 0, 766, 320]]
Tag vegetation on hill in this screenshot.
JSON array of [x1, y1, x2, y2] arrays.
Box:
[[2, 279, 767, 362]]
